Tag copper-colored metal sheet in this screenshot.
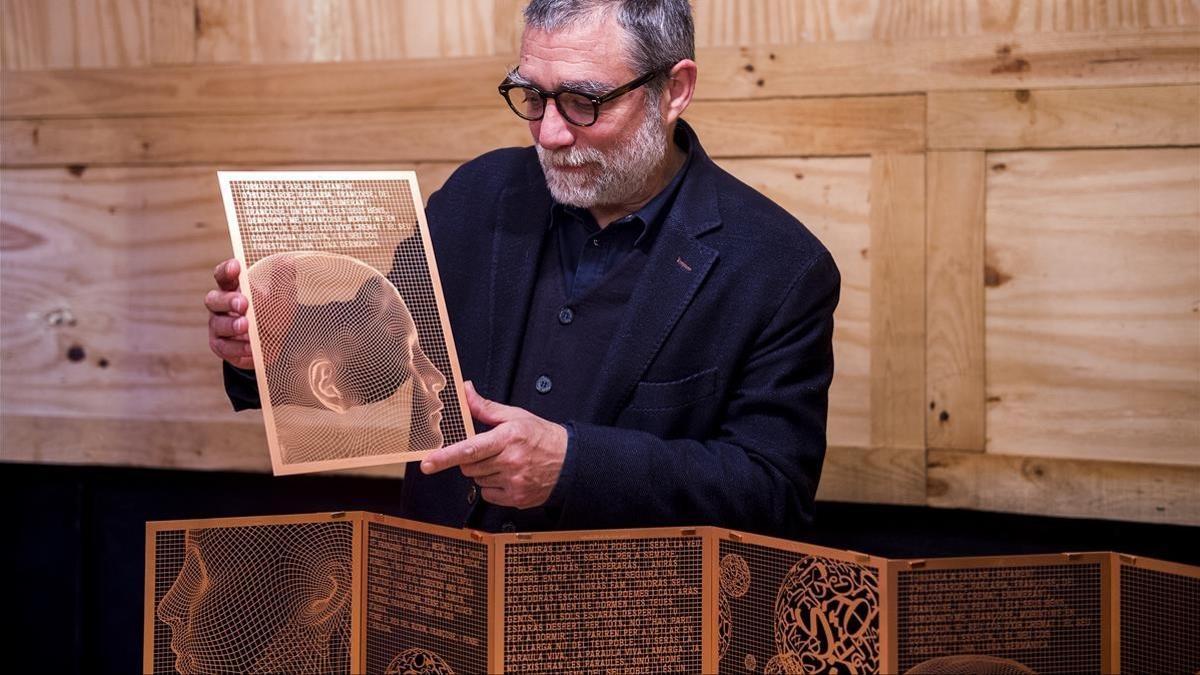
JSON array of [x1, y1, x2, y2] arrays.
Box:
[[497, 528, 707, 673], [364, 514, 490, 675], [1117, 555, 1200, 674], [218, 171, 472, 475], [895, 553, 1110, 675], [144, 513, 360, 674], [715, 530, 888, 675]]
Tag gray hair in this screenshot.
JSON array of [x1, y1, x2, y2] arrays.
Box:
[[523, 0, 694, 96]]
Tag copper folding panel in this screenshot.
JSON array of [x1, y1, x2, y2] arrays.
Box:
[[894, 552, 1111, 675], [218, 171, 472, 475], [362, 513, 491, 675], [714, 529, 893, 675], [1115, 554, 1200, 675], [144, 512, 364, 674], [494, 527, 710, 674]]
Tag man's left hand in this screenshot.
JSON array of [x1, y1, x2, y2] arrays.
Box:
[[420, 381, 567, 510]]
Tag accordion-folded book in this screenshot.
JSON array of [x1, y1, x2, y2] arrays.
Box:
[[218, 171, 472, 475], [145, 512, 1200, 674]]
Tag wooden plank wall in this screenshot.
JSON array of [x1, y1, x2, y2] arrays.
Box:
[[2, 1, 1198, 525]]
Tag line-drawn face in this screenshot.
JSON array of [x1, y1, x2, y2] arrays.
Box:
[[247, 251, 447, 464], [155, 525, 352, 674]]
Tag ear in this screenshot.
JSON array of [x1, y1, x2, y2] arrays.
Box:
[[663, 59, 698, 125], [304, 559, 350, 627], [308, 358, 349, 413]]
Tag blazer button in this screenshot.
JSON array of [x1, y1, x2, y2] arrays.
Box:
[[501, 521, 517, 533], [535, 375, 553, 394], [467, 485, 478, 504], [558, 306, 574, 325]]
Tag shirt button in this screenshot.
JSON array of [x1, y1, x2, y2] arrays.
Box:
[[467, 485, 478, 504], [591, 238, 600, 247], [501, 521, 517, 533], [535, 375, 553, 394], [558, 307, 574, 325]]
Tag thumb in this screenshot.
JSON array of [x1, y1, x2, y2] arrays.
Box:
[[465, 380, 519, 427]]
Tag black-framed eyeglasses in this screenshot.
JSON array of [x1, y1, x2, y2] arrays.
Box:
[[498, 70, 660, 127]]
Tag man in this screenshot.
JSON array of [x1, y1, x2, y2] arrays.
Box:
[[207, 0, 839, 539]]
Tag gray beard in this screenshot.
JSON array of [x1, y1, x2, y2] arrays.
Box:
[[536, 104, 669, 210]]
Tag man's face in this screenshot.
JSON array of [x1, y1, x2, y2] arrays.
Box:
[[519, 14, 669, 209]]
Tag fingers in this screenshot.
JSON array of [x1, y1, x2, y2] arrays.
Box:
[[209, 312, 249, 339], [465, 381, 521, 427], [205, 290, 248, 316], [209, 335, 254, 368], [213, 258, 241, 292], [479, 487, 511, 507], [420, 431, 504, 474]]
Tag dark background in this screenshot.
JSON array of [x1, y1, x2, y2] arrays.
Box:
[[4, 461, 1196, 674]]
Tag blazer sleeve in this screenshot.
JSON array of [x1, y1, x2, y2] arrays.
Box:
[[550, 251, 840, 539]]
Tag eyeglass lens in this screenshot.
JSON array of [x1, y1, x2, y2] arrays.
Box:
[[508, 87, 597, 126]]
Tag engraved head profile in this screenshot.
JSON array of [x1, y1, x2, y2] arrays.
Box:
[[155, 523, 352, 674], [246, 251, 447, 464]]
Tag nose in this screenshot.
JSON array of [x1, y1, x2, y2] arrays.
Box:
[[533, 101, 575, 151]]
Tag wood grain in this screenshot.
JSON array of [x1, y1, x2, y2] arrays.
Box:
[[985, 148, 1200, 466], [1, 97, 918, 167], [926, 151, 986, 451], [1, 108, 527, 166], [6, 30, 1197, 119], [928, 448, 1200, 526], [702, 28, 1200, 100], [718, 157, 872, 450], [870, 153, 927, 450], [192, 0, 495, 64], [817, 445, 927, 506], [0, 163, 460, 427], [1, 55, 509, 119], [149, 0, 196, 65], [694, 0, 1199, 44], [1, 0, 152, 71], [689, 96, 925, 156], [929, 84, 1200, 149]]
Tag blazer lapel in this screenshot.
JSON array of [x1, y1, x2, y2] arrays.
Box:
[[586, 158, 723, 425], [484, 184, 550, 403]]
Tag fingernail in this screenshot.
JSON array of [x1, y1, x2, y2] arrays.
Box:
[[233, 297, 245, 312], [235, 317, 247, 332]]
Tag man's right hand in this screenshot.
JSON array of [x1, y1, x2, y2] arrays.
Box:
[[206, 258, 254, 369]]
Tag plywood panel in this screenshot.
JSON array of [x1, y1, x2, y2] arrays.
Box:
[[0, 163, 460, 427], [870, 153, 927, 450], [689, 96, 925, 156], [986, 148, 1200, 465], [692, 0, 801, 47], [929, 85, 1200, 150], [2, 98, 917, 167], [928, 448, 1200, 525], [0, 0, 152, 70], [718, 157, 872, 450], [7, 30, 1198, 120], [926, 152, 986, 451], [193, 0, 494, 64]]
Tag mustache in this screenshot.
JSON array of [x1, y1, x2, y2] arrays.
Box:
[[540, 145, 605, 168]]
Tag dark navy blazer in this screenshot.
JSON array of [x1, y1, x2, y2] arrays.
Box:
[[400, 122, 840, 539]]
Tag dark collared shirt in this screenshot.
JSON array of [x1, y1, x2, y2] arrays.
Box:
[[553, 127, 694, 299]]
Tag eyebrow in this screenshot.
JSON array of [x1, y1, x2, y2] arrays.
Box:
[[506, 68, 612, 97]]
